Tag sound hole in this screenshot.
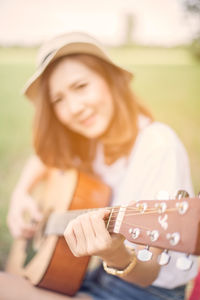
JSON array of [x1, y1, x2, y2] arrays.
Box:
[[23, 240, 37, 267]]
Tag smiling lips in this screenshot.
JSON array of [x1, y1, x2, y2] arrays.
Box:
[[79, 113, 96, 127]]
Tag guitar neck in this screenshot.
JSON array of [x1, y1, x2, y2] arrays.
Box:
[[45, 197, 200, 255]]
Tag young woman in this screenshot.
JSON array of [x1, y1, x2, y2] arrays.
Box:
[[0, 32, 198, 300]]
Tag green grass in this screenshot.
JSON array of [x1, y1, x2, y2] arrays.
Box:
[[0, 46, 200, 269]]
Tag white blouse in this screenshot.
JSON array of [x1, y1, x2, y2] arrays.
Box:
[[93, 117, 198, 289]]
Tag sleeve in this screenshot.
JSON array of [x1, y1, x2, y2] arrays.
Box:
[[115, 123, 194, 205], [134, 143, 194, 201]]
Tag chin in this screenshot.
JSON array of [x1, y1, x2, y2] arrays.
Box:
[[81, 126, 107, 139], [83, 131, 103, 139]]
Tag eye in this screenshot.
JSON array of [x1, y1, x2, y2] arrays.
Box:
[[51, 97, 62, 104], [76, 82, 88, 90]]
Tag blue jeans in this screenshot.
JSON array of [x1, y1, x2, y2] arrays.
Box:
[[79, 265, 186, 300]]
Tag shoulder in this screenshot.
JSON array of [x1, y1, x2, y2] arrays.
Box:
[[126, 120, 194, 199], [136, 119, 186, 156], [129, 119, 191, 179]]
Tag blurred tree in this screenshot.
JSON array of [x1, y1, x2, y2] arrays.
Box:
[[185, 0, 200, 13], [184, 0, 200, 59], [124, 13, 135, 46]]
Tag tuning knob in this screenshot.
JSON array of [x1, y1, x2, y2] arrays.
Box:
[[155, 202, 167, 213], [129, 228, 141, 240], [176, 201, 189, 215], [176, 254, 193, 271], [175, 190, 189, 199], [166, 232, 180, 246], [158, 250, 171, 266], [147, 230, 159, 242], [137, 246, 153, 262], [136, 202, 148, 213]]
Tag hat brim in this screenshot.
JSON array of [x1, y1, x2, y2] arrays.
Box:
[[23, 42, 133, 101]]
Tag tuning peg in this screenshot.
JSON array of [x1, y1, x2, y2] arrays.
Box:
[[155, 202, 167, 213], [155, 190, 170, 200], [175, 190, 189, 199], [136, 202, 148, 213], [147, 230, 159, 242], [129, 227, 141, 240], [176, 201, 189, 215], [176, 254, 193, 271], [137, 246, 153, 262], [166, 232, 180, 246], [158, 250, 171, 266]]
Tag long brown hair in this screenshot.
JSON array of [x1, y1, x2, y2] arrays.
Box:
[[33, 54, 153, 172]]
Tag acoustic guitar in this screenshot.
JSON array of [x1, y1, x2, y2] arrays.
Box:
[[6, 168, 200, 296], [6, 168, 111, 296]]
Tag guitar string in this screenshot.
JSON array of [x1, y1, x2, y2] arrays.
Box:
[[59, 206, 182, 234], [107, 218, 171, 232], [106, 213, 177, 231], [67, 202, 172, 212], [66, 208, 163, 217], [107, 208, 177, 219], [66, 206, 180, 215], [64, 207, 179, 230], [64, 207, 177, 233], [106, 208, 177, 232], [108, 221, 153, 232]]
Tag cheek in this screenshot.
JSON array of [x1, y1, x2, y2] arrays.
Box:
[[93, 85, 114, 115], [107, 97, 114, 117], [100, 94, 114, 121], [54, 104, 70, 125]]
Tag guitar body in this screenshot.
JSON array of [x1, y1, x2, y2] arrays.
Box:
[[6, 169, 111, 296]]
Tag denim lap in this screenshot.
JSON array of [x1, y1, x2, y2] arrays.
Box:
[[79, 266, 186, 300]]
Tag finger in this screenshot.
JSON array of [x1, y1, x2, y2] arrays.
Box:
[[72, 217, 87, 255], [80, 213, 96, 250], [21, 221, 38, 234], [21, 227, 36, 239], [8, 221, 21, 238], [90, 210, 110, 240], [7, 213, 23, 237], [64, 221, 77, 255], [8, 218, 30, 238], [9, 214, 37, 238], [90, 212, 112, 253], [110, 232, 125, 247]]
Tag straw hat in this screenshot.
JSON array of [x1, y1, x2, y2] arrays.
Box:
[[23, 32, 133, 101]]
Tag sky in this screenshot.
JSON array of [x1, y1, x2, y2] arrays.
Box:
[[0, 0, 198, 46]]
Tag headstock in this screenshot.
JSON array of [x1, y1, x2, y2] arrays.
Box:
[[107, 190, 200, 270]]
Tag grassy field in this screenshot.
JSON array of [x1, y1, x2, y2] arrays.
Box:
[[0, 46, 200, 271]]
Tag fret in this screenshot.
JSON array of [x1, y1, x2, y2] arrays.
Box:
[[106, 207, 115, 231], [115, 205, 127, 233]]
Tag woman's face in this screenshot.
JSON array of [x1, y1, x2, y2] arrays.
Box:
[[48, 57, 114, 139]]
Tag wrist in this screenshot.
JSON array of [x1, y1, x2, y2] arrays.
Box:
[[103, 246, 137, 277], [101, 243, 133, 270]]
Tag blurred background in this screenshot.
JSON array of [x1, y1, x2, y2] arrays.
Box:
[[0, 0, 199, 276]]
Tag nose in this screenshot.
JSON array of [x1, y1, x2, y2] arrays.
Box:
[[67, 96, 85, 116]]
